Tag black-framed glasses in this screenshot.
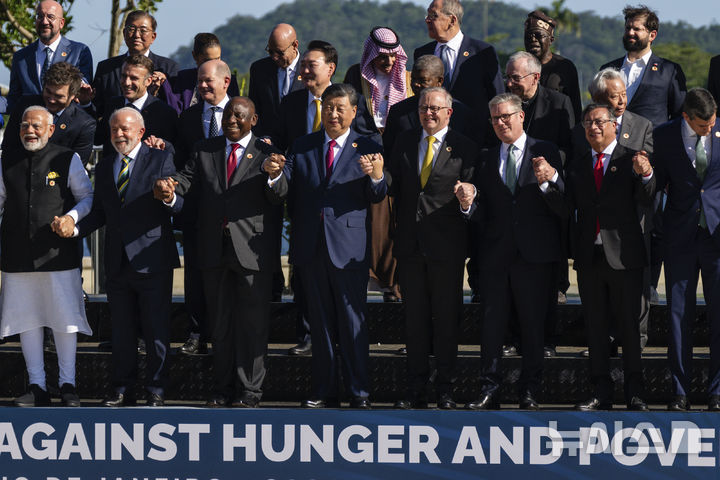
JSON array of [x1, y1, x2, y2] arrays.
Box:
[[419, 105, 449, 114], [489, 111, 521, 124], [581, 119, 614, 129], [265, 43, 293, 57], [124, 25, 153, 36], [503, 73, 535, 83]]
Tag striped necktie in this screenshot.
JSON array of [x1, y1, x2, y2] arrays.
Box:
[[117, 155, 131, 203], [208, 106, 221, 138]]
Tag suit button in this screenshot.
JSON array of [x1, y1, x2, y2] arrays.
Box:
[[697, 208, 702, 213], [701, 189, 705, 193]]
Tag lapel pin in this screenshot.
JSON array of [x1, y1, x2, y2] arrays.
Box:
[[715, 132, 720, 138], [651, 63, 658, 71], [610, 166, 617, 172], [446, 146, 452, 152], [463, 51, 469, 57], [61, 51, 67, 57], [351, 142, 358, 148], [622, 133, 629, 139], [246, 153, 253, 159], [59, 123, 66, 129], [297, 75, 302, 81], [49, 180, 55, 186]]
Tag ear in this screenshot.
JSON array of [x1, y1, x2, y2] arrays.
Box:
[[47, 123, 56, 138]]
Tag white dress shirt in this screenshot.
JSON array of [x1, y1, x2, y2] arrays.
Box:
[[278, 54, 300, 100], [434, 31, 464, 80], [418, 126, 449, 173], [125, 91, 149, 111], [372, 70, 391, 129], [202, 95, 230, 138], [681, 117, 712, 168], [36, 35, 62, 82], [621, 50, 653, 104]]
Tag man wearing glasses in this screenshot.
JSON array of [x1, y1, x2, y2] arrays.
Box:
[[458, 93, 565, 410], [568, 104, 654, 411], [7, 0, 93, 111], [90, 10, 179, 118]]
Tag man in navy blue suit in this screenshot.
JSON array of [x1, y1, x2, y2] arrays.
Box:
[[76, 107, 182, 407], [413, 0, 503, 147], [267, 84, 387, 408], [655, 88, 720, 412], [8, 0, 93, 110]]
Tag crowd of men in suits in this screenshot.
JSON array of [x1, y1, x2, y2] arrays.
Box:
[[2, 0, 720, 413]]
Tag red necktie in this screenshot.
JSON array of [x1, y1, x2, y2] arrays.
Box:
[[326, 139, 337, 178], [594, 152, 605, 237], [227, 143, 241, 185]]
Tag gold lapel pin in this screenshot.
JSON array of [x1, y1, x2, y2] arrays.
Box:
[[463, 51, 469, 57], [446, 146, 452, 152], [61, 51, 67, 57], [715, 131, 720, 138], [49, 180, 55, 186], [297, 75, 302, 81], [651, 63, 658, 71], [622, 133, 629, 139], [246, 153, 253, 159], [610, 166, 617, 172], [351, 142, 358, 148], [59, 123, 66, 129]]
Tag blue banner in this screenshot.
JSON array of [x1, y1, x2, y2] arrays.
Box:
[[0, 408, 718, 479]]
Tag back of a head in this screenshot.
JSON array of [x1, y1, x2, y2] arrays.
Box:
[[683, 88, 717, 121], [193, 32, 221, 54]]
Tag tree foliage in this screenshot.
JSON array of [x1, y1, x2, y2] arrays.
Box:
[[0, 0, 75, 68]]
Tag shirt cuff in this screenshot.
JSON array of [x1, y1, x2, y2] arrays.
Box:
[[371, 174, 384, 185], [539, 170, 559, 193], [72, 227, 79, 238], [641, 170, 654, 184], [162, 193, 177, 207], [459, 185, 477, 214], [65, 210, 79, 223], [267, 172, 284, 186]]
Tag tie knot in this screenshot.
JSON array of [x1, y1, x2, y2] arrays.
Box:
[[313, 99, 321, 106], [328, 139, 337, 149], [210, 106, 221, 113], [596, 152, 605, 163], [230, 143, 241, 153], [426, 135, 436, 146], [45, 46, 51, 54], [122, 155, 131, 165]]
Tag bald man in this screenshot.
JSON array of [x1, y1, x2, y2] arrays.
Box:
[[8, 0, 93, 110], [248, 23, 304, 138]]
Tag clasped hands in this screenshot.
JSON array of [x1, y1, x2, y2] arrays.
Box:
[[51, 215, 75, 238], [153, 177, 178, 203], [262, 153, 286, 179], [632, 150, 653, 177], [357, 153, 384, 180]]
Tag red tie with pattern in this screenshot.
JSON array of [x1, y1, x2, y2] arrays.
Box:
[[326, 139, 337, 178], [594, 152, 605, 237], [227, 143, 241, 185]]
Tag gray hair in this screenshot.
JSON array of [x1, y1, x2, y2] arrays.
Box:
[[438, 0, 464, 24], [419, 86, 453, 108], [588, 68, 625, 100], [507, 50, 541, 74], [22, 105, 53, 124], [109, 106, 146, 128], [489, 93, 523, 111], [413, 54, 445, 78]]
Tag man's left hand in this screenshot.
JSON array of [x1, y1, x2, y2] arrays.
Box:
[[51, 215, 75, 238], [358, 153, 384, 180], [632, 150, 653, 176], [532, 156, 556, 184]]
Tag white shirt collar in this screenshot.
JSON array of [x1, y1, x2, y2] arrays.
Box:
[[595, 139, 618, 158], [422, 125, 449, 144], [440, 30, 464, 51], [307, 84, 331, 103], [38, 34, 62, 52], [287, 53, 300, 73], [204, 95, 230, 112], [126, 91, 149, 111], [623, 49, 652, 68], [504, 132, 527, 155], [226, 131, 252, 150], [324, 128, 351, 148]]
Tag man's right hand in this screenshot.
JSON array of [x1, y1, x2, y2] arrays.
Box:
[[454, 181, 476, 211], [262, 153, 286, 179], [153, 177, 177, 203]]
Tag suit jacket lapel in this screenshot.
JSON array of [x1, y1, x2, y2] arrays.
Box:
[[328, 131, 359, 183], [27, 41, 41, 88], [517, 141, 536, 188], [431, 133, 452, 183], [600, 146, 624, 195], [53, 37, 71, 66], [124, 145, 150, 203], [448, 37, 471, 89], [214, 139, 228, 189], [629, 54, 658, 109], [230, 136, 259, 185]]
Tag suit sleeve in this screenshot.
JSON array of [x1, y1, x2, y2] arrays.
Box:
[[160, 151, 183, 213], [77, 44, 94, 84], [172, 148, 197, 196], [7, 52, 23, 111], [484, 46, 505, 101], [540, 146, 567, 219], [75, 114, 97, 166], [668, 63, 687, 120]]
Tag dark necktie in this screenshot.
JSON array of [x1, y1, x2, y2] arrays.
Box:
[[696, 136, 708, 228], [226, 143, 241, 185], [594, 152, 605, 236], [41, 46, 52, 86], [505, 144, 518, 192], [439, 44, 451, 86], [208, 106, 221, 138], [117, 156, 131, 203], [326, 139, 337, 178]]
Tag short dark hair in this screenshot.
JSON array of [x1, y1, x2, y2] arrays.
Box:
[[125, 10, 157, 31], [623, 4, 659, 32], [683, 88, 717, 121], [43, 62, 83, 97], [582, 103, 617, 122], [193, 32, 221, 54], [306, 40, 338, 67], [321, 83, 358, 107], [123, 54, 155, 76]]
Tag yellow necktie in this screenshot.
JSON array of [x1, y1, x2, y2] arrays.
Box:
[[420, 135, 436, 188], [312, 99, 322, 132]]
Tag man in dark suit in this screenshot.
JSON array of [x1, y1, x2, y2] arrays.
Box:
[[569, 104, 654, 411], [8, 1, 93, 110], [160, 33, 240, 115], [76, 107, 182, 407], [654, 88, 720, 412], [269, 84, 387, 408], [249, 24, 303, 139], [600, 5, 686, 128], [173, 59, 232, 356], [413, 0, 504, 147], [90, 10, 179, 119], [155, 97, 286, 408], [459, 93, 565, 410], [707, 55, 720, 102], [95, 55, 178, 152], [385, 87, 477, 409], [3, 62, 96, 165]]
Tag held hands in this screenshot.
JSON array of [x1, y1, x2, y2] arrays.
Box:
[[147, 71, 167, 96], [262, 153, 286, 179], [153, 177, 177, 203], [358, 153, 384, 180], [144, 135, 167, 151], [532, 156, 556, 184], [632, 150, 653, 176], [75, 82, 94, 105], [454, 181, 476, 211], [51, 215, 75, 238]]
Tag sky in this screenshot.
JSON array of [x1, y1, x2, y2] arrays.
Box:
[[0, 0, 715, 86]]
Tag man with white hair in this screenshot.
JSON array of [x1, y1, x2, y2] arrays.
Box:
[[0, 105, 93, 407], [74, 107, 182, 407]]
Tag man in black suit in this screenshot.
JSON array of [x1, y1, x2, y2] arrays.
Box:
[[459, 93, 565, 410], [3, 62, 96, 165], [95, 55, 178, 152], [600, 5, 686, 128], [89, 10, 179, 118], [249, 23, 303, 139], [385, 87, 477, 410], [707, 55, 720, 102], [173, 59, 232, 356], [569, 104, 654, 411], [413, 0, 504, 147], [76, 107, 182, 407], [155, 97, 286, 408]]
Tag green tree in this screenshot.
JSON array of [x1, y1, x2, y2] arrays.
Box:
[[543, 0, 581, 38], [0, 0, 75, 68], [653, 42, 712, 89]]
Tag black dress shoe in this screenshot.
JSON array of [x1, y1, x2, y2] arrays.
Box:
[[519, 392, 540, 410], [302, 398, 336, 408], [60, 383, 81, 407], [179, 337, 208, 355], [470, 291, 482, 303], [437, 394, 456, 410], [627, 396, 648, 411], [668, 395, 690, 411], [102, 391, 136, 407], [233, 394, 260, 408], [383, 291, 401, 303], [288, 340, 312, 356], [14, 384, 51, 407], [502, 345, 518, 357], [205, 395, 230, 408], [466, 393, 499, 410], [543, 346, 557, 358], [394, 398, 429, 409], [709, 395, 720, 411], [575, 397, 612, 411], [395, 346, 407, 355], [146, 392, 164, 407], [137, 338, 146, 355], [350, 397, 372, 409]]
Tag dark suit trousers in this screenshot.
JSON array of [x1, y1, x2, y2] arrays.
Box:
[[369, 197, 398, 289], [298, 237, 370, 400], [202, 235, 272, 400], [399, 254, 464, 398], [106, 263, 173, 395], [666, 227, 720, 397], [480, 255, 551, 397], [182, 226, 207, 340], [577, 247, 644, 402]]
